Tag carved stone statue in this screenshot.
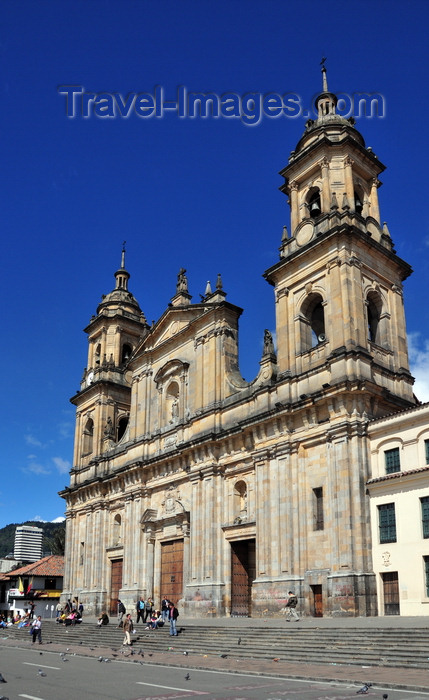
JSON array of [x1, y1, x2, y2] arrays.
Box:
[[263, 329, 275, 355], [104, 416, 114, 437], [176, 268, 188, 293], [170, 397, 179, 423]]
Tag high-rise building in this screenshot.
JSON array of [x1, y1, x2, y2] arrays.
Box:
[[60, 69, 416, 617], [13, 525, 43, 563]]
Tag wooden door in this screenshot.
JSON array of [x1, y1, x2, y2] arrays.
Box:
[[382, 571, 400, 615], [311, 584, 323, 617], [230, 539, 255, 617], [161, 540, 184, 604], [110, 559, 123, 615]]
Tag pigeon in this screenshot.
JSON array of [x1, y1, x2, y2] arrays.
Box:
[[38, 670, 46, 677], [383, 696, 388, 699], [183, 651, 188, 655], [39, 652, 43, 655], [238, 637, 242, 645], [62, 657, 69, 662], [0, 674, 6, 683], [185, 673, 190, 680], [103, 658, 110, 663], [220, 654, 227, 658], [98, 656, 103, 662], [0, 696, 9, 699], [356, 682, 372, 694]]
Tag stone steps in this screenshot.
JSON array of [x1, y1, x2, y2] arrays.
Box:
[[9, 623, 429, 669]]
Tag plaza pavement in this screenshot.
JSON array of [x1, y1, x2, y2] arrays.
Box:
[[1, 614, 429, 694]]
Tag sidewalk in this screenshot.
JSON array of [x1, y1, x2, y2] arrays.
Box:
[[2, 616, 429, 693]]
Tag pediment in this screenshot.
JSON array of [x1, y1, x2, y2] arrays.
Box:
[[146, 306, 207, 351]]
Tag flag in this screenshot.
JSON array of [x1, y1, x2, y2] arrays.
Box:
[[27, 577, 33, 594], [18, 577, 24, 593]]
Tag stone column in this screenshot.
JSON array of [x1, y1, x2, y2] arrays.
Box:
[[190, 471, 202, 583], [370, 178, 381, 223], [254, 453, 270, 576], [320, 157, 331, 213], [84, 509, 93, 589], [145, 527, 155, 598], [289, 181, 299, 234], [344, 156, 354, 209]]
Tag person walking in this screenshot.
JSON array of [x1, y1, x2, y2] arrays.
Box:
[[285, 590, 299, 621], [31, 615, 42, 644], [123, 613, 133, 646], [168, 602, 179, 636], [136, 597, 145, 624]]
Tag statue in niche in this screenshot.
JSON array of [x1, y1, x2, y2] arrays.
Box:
[[263, 329, 275, 355], [170, 397, 179, 423], [104, 416, 114, 438], [176, 268, 188, 293]]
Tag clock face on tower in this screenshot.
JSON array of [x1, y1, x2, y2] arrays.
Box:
[[86, 371, 94, 386]]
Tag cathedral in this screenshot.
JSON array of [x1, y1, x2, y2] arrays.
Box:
[[60, 69, 416, 618]]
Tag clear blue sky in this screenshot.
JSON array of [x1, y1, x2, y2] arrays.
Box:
[[1, 0, 428, 528]]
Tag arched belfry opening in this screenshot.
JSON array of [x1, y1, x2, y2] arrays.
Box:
[[117, 415, 129, 442], [82, 417, 94, 456], [121, 343, 132, 364], [354, 188, 364, 215], [307, 188, 322, 220], [367, 290, 385, 346], [299, 293, 326, 352]]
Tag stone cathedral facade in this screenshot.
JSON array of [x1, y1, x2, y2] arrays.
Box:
[[60, 72, 416, 617]]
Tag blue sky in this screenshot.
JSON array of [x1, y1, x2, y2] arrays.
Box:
[[1, 0, 428, 528]]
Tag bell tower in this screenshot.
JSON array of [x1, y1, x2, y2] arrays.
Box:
[[70, 245, 149, 480], [265, 65, 415, 413]]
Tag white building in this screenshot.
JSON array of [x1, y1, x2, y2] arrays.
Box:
[[368, 403, 429, 616], [13, 526, 43, 563]]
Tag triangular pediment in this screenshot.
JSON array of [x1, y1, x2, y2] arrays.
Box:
[[143, 305, 209, 351]]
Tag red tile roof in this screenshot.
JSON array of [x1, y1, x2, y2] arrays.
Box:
[[5, 555, 64, 579]]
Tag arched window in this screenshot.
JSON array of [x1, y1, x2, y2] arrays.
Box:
[[121, 343, 132, 364], [113, 514, 122, 545], [367, 291, 383, 345], [94, 343, 101, 365], [354, 189, 363, 215], [82, 417, 94, 455], [233, 480, 248, 521], [299, 293, 326, 352], [117, 415, 129, 442], [307, 189, 321, 219]]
